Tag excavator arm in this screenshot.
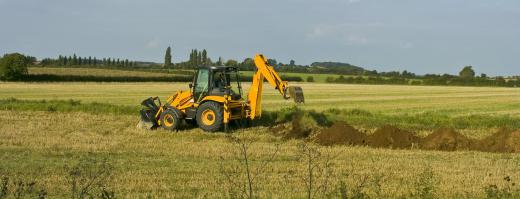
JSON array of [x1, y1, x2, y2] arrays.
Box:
[[247, 54, 304, 119]]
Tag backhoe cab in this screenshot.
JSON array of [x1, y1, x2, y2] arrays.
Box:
[[139, 54, 305, 132]]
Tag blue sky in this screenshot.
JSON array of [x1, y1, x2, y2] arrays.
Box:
[[1, 0, 519, 75]]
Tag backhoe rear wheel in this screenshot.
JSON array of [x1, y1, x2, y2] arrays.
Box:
[[196, 102, 223, 132], [160, 108, 181, 131]]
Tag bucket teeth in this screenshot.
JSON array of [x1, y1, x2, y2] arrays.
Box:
[[288, 86, 305, 103]]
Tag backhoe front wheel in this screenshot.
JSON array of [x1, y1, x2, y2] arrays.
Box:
[[196, 102, 223, 132], [160, 108, 181, 131]]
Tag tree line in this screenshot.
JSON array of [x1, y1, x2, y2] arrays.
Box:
[[325, 66, 520, 87], [40, 54, 138, 67], [2, 50, 519, 88]]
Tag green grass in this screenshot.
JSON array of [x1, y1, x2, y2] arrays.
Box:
[[1, 82, 519, 115], [0, 98, 137, 115]]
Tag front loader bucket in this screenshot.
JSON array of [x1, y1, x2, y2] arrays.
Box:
[[137, 97, 160, 130], [288, 86, 305, 103]]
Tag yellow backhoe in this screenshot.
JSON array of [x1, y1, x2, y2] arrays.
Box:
[[139, 54, 304, 131]]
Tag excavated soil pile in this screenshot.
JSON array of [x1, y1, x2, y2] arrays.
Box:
[[313, 122, 368, 146], [269, 115, 311, 139], [478, 129, 520, 153], [313, 122, 520, 153], [420, 128, 475, 151], [369, 125, 420, 149], [285, 114, 312, 139]]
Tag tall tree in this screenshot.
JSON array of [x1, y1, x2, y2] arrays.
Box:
[[202, 49, 207, 66], [193, 49, 199, 67], [189, 50, 194, 67], [58, 55, 63, 65], [217, 57, 224, 66], [164, 46, 172, 67], [198, 51, 203, 66], [72, 54, 77, 65]]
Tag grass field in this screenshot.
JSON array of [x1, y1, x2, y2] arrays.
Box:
[[29, 67, 340, 83], [240, 70, 343, 83], [1, 82, 519, 115], [1, 82, 520, 198]]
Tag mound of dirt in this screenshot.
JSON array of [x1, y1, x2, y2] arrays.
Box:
[[369, 125, 420, 149], [314, 122, 368, 146], [479, 129, 520, 153], [269, 124, 310, 139], [292, 119, 520, 153], [269, 113, 312, 139], [421, 128, 474, 151]]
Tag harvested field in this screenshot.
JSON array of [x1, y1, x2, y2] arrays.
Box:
[[2, 110, 520, 198], [2, 82, 520, 197]]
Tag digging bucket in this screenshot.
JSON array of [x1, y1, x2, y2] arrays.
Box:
[[288, 86, 305, 103]]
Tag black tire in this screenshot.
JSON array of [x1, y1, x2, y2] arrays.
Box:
[[160, 108, 181, 131], [243, 118, 253, 128], [196, 101, 223, 132]]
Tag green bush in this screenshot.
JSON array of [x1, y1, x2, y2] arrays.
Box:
[[0, 53, 30, 80], [306, 76, 315, 82]]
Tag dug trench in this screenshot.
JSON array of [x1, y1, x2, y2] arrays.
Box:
[[270, 114, 520, 153]]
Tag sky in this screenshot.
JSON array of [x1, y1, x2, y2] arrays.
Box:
[[0, 0, 519, 76]]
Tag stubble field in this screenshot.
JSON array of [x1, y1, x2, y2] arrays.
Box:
[[1, 82, 520, 198]]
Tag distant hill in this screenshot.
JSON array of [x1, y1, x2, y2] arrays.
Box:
[[135, 61, 159, 66], [310, 62, 365, 74]]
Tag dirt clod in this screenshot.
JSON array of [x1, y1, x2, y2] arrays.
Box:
[[313, 122, 368, 146]]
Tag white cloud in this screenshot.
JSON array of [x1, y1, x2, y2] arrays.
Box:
[[345, 34, 368, 45], [145, 38, 160, 49], [306, 23, 382, 45]]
